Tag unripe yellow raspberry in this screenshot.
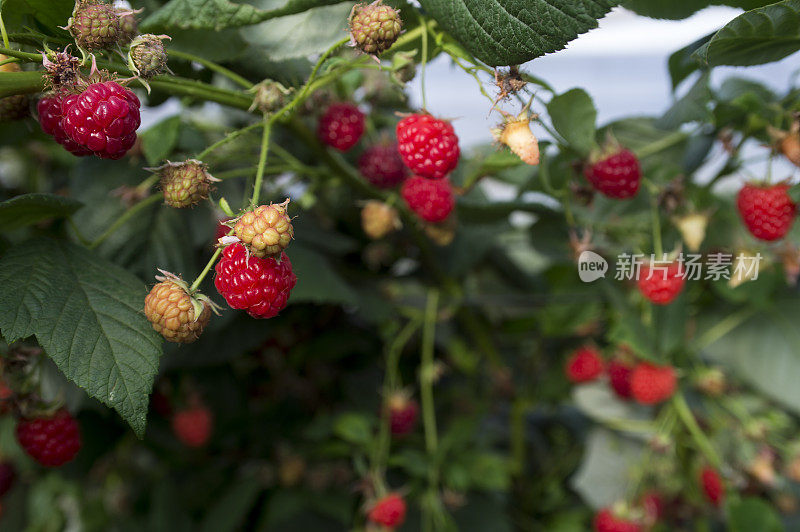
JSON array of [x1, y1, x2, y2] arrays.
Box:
[[361, 201, 400, 239], [233, 200, 294, 258], [144, 276, 211, 343]]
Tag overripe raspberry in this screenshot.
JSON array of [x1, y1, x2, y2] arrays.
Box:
[[233, 202, 294, 258], [15, 409, 81, 467], [61, 81, 141, 159], [608, 358, 634, 399], [214, 243, 296, 319], [387, 391, 418, 436], [359, 144, 408, 188], [700, 466, 725, 507], [361, 201, 400, 239], [630, 363, 676, 405], [172, 405, 213, 447], [0, 95, 29, 122], [396, 114, 460, 179], [565, 346, 604, 383], [493, 112, 539, 165], [317, 103, 365, 151], [144, 275, 212, 343], [158, 160, 218, 208], [401, 175, 454, 223], [37, 94, 93, 156], [67, 1, 122, 51], [129, 34, 169, 79], [584, 148, 641, 199], [368, 493, 407, 528], [593, 508, 642, 532], [0, 461, 15, 497], [349, 1, 403, 55], [637, 262, 685, 305], [736, 182, 796, 241]]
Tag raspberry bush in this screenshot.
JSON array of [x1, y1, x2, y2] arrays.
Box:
[[0, 0, 799, 529]]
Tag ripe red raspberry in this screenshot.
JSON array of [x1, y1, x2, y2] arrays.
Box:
[[37, 95, 92, 156], [359, 144, 408, 188], [172, 405, 213, 447], [214, 243, 296, 319], [15, 409, 81, 467], [401, 176, 454, 223], [317, 102, 365, 151], [396, 114, 460, 179], [584, 148, 641, 199], [593, 508, 642, 532], [143, 277, 212, 344], [565, 346, 604, 383], [699, 466, 725, 507], [630, 363, 676, 405], [387, 392, 418, 436], [61, 81, 141, 160], [608, 358, 634, 400], [368, 493, 406, 528], [0, 461, 16, 497], [637, 262, 685, 305], [736, 182, 796, 241]]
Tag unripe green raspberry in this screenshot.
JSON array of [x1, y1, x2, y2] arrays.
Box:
[[68, 2, 121, 51], [0, 95, 29, 122], [234, 201, 294, 258], [159, 160, 219, 208], [249, 80, 291, 114], [129, 34, 170, 79], [117, 9, 139, 44], [349, 1, 403, 55]]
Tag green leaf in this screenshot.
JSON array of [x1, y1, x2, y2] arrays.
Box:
[[288, 244, 357, 306], [547, 88, 597, 156], [418, 0, 617, 67], [657, 72, 711, 129], [0, 193, 83, 231], [142, 0, 345, 32], [572, 382, 653, 436], [141, 116, 182, 166], [624, 0, 773, 20], [18, 0, 73, 28], [667, 33, 711, 91], [727, 497, 784, 532], [0, 239, 162, 437], [333, 412, 372, 446], [695, 0, 800, 67], [201, 478, 263, 532]]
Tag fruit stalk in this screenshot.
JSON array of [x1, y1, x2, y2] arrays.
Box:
[[672, 392, 721, 468], [189, 248, 222, 293], [88, 193, 163, 249]]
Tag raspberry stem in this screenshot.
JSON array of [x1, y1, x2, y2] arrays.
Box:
[[195, 122, 264, 161], [168, 50, 253, 90], [189, 248, 222, 293], [419, 13, 428, 110], [88, 193, 163, 249], [672, 392, 722, 469], [419, 289, 439, 486], [250, 116, 272, 206], [0, 15, 9, 50]]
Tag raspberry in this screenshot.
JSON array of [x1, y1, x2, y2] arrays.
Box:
[[593, 508, 642, 532], [368, 493, 406, 528], [630, 363, 676, 405], [117, 9, 138, 44], [214, 217, 233, 243], [584, 148, 641, 199], [736, 182, 796, 241], [61, 81, 141, 160], [37, 94, 93, 156], [401, 176, 454, 223], [0, 462, 16, 497], [694, 368, 726, 397], [233, 202, 294, 258], [699, 466, 725, 507], [172, 405, 212, 447], [608, 358, 634, 400], [361, 201, 400, 239], [144, 276, 212, 344], [68, 2, 122, 51], [358, 144, 408, 188], [15, 409, 81, 467], [640, 492, 663, 523], [565, 346, 604, 383], [493, 112, 539, 165], [673, 212, 709, 252], [349, 1, 403, 55], [159, 160, 218, 208], [637, 262, 685, 305], [214, 243, 296, 319], [129, 34, 169, 79], [249, 80, 290, 114], [387, 392, 418, 436], [317, 103, 365, 151], [396, 114, 460, 179], [780, 131, 800, 167], [0, 95, 29, 122]]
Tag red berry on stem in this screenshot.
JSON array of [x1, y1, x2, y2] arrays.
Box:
[[637, 262, 685, 305], [608, 358, 634, 400], [15, 409, 81, 467], [593, 508, 642, 532], [401, 176, 454, 223], [565, 346, 604, 383], [737, 182, 796, 241], [359, 144, 408, 188], [368, 492, 407, 528], [37, 95, 92, 156], [214, 243, 297, 319], [317, 102, 365, 152], [630, 363, 676, 405], [172, 405, 213, 448], [61, 81, 141, 160], [700, 466, 725, 507], [388, 393, 419, 436], [584, 148, 641, 199], [396, 113, 460, 179]]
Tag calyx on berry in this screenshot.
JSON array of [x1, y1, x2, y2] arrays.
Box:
[[492, 109, 540, 166], [40, 50, 83, 92], [232, 200, 294, 259], [348, 0, 403, 56], [248, 80, 292, 114], [143, 270, 220, 344], [153, 159, 220, 208]]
